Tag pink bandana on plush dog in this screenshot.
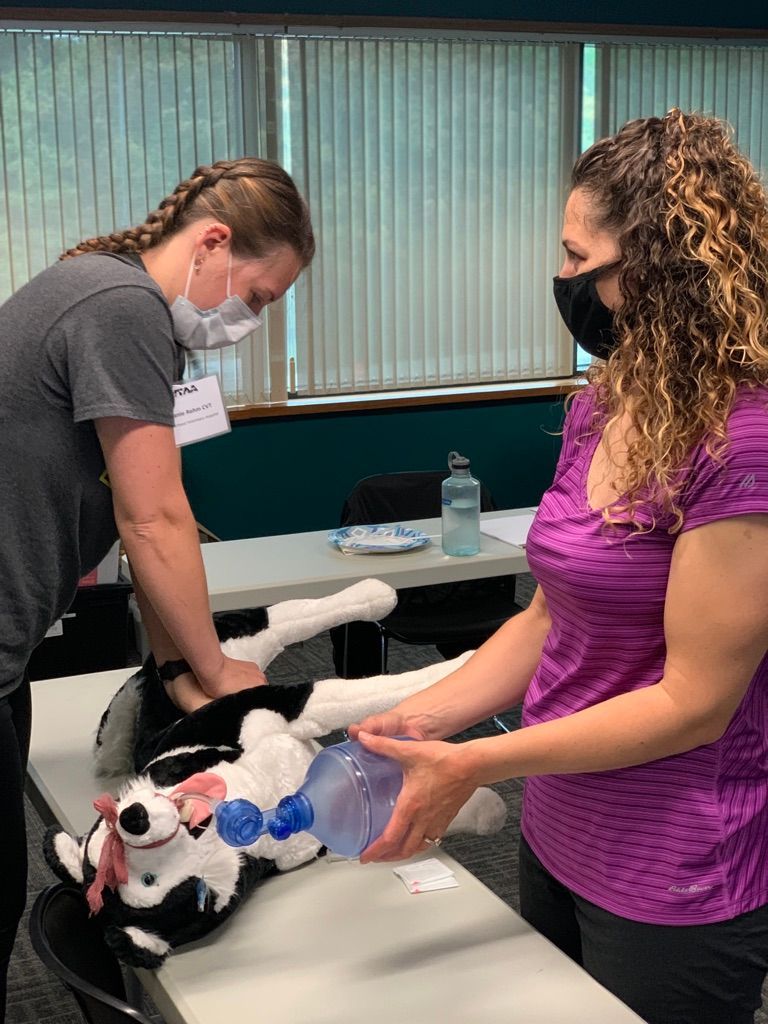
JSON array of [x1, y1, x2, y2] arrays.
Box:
[[87, 794, 129, 914]]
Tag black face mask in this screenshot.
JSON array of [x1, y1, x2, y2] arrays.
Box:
[[552, 263, 619, 361]]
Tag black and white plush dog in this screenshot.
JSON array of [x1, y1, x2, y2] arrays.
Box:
[[44, 579, 506, 968]]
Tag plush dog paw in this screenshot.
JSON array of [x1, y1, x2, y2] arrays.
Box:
[[43, 826, 85, 885], [105, 924, 171, 969]]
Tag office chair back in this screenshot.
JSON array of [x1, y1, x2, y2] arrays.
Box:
[[339, 470, 496, 525], [29, 883, 153, 1024], [332, 470, 521, 676]]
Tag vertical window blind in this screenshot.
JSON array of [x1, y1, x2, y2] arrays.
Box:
[[594, 42, 768, 173], [280, 36, 581, 397]]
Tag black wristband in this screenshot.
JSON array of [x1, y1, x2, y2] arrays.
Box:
[[157, 658, 193, 683]]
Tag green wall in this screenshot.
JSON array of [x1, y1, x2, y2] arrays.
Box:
[[181, 395, 565, 539], [5, 0, 767, 28]]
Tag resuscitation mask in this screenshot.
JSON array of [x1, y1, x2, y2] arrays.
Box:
[[171, 251, 263, 351], [552, 262, 619, 361]]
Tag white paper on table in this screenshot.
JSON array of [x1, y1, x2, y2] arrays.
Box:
[[479, 512, 536, 548], [393, 858, 459, 894]]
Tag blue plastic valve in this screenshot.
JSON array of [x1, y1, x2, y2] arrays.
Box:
[[214, 798, 266, 848]]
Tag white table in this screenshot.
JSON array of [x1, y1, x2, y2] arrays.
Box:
[[28, 668, 644, 1024], [196, 509, 532, 612]]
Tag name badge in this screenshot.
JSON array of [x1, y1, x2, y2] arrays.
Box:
[[173, 375, 231, 448]]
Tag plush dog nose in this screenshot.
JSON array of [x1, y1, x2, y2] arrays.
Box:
[[119, 803, 150, 835]]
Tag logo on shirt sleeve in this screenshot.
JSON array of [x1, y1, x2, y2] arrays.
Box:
[[668, 883, 714, 894]]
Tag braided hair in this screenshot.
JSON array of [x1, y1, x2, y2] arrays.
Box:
[[60, 158, 314, 266]]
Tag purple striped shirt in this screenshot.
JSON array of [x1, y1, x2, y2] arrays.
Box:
[[522, 384, 768, 924]]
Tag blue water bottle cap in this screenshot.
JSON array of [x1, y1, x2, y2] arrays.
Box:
[[215, 799, 265, 847]]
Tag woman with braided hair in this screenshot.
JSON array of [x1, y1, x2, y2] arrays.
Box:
[[350, 110, 768, 1023], [0, 157, 313, 1019]]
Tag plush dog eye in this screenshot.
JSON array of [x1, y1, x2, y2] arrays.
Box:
[[141, 872, 157, 887]]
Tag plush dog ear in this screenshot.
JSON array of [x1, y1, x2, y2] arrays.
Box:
[[104, 924, 171, 969], [43, 826, 86, 885], [93, 672, 142, 786], [169, 771, 227, 828]]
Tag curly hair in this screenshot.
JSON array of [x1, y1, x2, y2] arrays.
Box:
[[60, 157, 315, 268], [571, 109, 768, 532]]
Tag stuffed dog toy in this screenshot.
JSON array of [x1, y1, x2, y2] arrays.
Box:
[[43, 579, 506, 968]]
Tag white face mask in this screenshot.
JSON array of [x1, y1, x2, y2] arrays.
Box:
[[171, 251, 263, 351]]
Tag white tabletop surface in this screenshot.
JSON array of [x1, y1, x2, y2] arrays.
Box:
[[193, 509, 533, 612], [28, 668, 643, 1024]]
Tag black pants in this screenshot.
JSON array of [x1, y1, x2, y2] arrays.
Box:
[[0, 676, 31, 1024], [519, 835, 768, 1024]]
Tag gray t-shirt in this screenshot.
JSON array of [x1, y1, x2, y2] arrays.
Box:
[[0, 251, 185, 694]]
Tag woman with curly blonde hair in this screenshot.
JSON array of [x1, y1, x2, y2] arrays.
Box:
[[350, 111, 768, 1023]]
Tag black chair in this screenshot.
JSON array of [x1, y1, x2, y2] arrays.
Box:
[[29, 883, 153, 1024], [330, 470, 523, 678]]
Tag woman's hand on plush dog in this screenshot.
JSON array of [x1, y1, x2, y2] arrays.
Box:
[[167, 656, 268, 712]]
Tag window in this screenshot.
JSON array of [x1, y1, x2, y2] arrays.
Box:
[[594, 41, 768, 171], [2, 26, 768, 408], [279, 36, 580, 398], [0, 27, 265, 403], [573, 40, 768, 373]]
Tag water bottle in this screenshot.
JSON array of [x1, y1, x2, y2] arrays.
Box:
[[213, 739, 405, 858], [441, 451, 480, 556]]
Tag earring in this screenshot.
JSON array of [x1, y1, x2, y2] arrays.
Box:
[[194, 255, 205, 273]]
